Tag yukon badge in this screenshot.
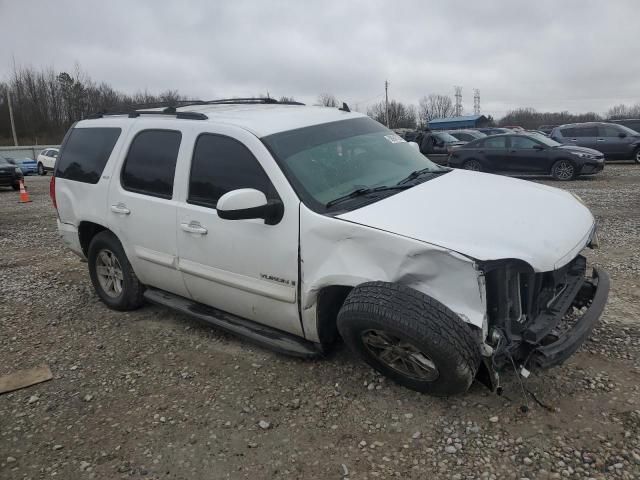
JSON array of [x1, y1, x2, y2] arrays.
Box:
[[260, 273, 295, 286]]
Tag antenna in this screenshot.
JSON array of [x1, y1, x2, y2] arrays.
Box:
[[473, 89, 480, 115], [454, 86, 463, 117]]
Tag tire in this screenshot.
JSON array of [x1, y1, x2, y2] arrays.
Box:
[[37, 163, 46, 176], [462, 159, 482, 172], [551, 159, 576, 180], [337, 282, 481, 396], [634, 147, 640, 164], [12, 183, 20, 191], [88, 231, 144, 311]]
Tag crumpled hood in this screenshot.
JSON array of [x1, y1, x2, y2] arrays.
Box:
[[337, 169, 595, 272]]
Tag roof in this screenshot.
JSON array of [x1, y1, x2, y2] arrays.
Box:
[[429, 115, 485, 124], [175, 104, 367, 137]]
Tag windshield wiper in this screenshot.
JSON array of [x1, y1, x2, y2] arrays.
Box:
[[396, 168, 448, 186], [326, 185, 410, 208]]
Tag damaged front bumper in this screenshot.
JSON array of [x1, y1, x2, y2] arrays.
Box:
[[529, 267, 609, 368], [480, 256, 610, 390]]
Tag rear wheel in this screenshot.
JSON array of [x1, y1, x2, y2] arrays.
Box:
[[88, 231, 144, 311], [337, 282, 481, 396], [463, 159, 482, 171], [37, 163, 46, 175], [634, 147, 640, 164], [551, 159, 576, 180]]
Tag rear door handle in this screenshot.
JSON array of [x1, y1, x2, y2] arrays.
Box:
[[181, 221, 208, 235], [110, 203, 130, 215]]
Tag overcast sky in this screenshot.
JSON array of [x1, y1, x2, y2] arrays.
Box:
[[1, 0, 638, 117]]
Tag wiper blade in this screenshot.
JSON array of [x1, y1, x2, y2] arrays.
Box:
[[326, 185, 409, 208], [396, 168, 447, 186]]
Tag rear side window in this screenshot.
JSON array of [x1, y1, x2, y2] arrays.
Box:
[[574, 126, 598, 137], [56, 128, 121, 183], [121, 130, 181, 199], [188, 134, 275, 208], [560, 127, 576, 137], [484, 136, 507, 149]]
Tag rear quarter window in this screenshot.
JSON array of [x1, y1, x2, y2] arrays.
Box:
[[56, 128, 122, 183]]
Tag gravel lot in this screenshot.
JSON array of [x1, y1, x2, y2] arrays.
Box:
[[1, 167, 639, 480]]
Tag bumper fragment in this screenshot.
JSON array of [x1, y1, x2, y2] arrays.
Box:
[[531, 267, 609, 368]]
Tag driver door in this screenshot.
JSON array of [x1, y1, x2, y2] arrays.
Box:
[[176, 129, 302, 336]]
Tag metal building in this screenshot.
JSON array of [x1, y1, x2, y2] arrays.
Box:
[[427, 115, 489, 130]]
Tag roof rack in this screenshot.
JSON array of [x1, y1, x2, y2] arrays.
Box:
[[86, 97, 306, 121]]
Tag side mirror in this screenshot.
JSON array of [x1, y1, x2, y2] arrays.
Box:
[[408, 141, 420, 151], [216, 188, 283, 225], [618, 132, 627, 138]]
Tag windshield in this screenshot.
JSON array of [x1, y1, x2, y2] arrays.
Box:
[[527, 133, 561, 147], [617, 124, 640, 135], [434, 132, 459, 143], [263, 117, 444, 212]]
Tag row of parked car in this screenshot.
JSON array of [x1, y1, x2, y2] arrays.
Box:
[[0, 147, 60, 190], [396, 121, 640, 180]]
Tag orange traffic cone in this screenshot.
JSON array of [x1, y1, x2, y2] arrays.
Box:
[[18, 180, 31, 203]]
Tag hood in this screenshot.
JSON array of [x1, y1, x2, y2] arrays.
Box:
[[337, 169, 595, 272], [554, 145, 603, 156]]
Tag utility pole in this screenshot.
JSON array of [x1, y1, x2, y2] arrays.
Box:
[[7, 90, 18, 146], [384, 80, 389, 127]]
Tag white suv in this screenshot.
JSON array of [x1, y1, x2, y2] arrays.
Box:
[[52, 99, 609, 396], [37, 147, 59, 175]]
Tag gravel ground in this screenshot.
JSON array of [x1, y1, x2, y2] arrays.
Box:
[[1, 166, 639, 480]]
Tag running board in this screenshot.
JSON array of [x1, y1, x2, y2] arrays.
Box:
[[143, 288, 322, 358]]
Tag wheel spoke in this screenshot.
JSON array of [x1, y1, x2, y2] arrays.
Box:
[[96, 266, 109, 276], [113, 277, 123, 294]]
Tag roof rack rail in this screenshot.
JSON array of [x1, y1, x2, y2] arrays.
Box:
[[86, 108, 208, 120]]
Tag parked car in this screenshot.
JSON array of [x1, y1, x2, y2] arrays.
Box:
[[609, 119, 640, 134], [6, 157, 38, 175], [52, 99, 608, 396], [36, 147, 59, 175], [0, 156, 24, 190], [502, 125, 524, 131], [445, 129, 486, 142], [474, 127, 511, 136], [449, 132, 604, 180], [419, 131, 466, 163], [538, 125, 559, 135], [550, 122, 640, 163]]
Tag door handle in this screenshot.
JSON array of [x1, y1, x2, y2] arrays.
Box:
[[181, 221, 208, 235], [110, 203, 130, 215]]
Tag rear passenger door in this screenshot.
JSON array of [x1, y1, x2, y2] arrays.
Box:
[[574, 125, 599, 150], [481, 135, 509, 170], [107, 124, 190, 298], [175, 128, 302, 336]]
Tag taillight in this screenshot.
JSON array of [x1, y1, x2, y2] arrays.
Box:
[[49, 175, 57, 210]]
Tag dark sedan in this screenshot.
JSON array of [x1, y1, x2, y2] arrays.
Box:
[[448, 133, 604, 180], [0, 156, 24, 190]]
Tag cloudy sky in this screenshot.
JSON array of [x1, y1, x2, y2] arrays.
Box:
[[1, 0, 638, 117]]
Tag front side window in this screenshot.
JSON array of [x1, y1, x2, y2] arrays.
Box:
[[510, 136, 540, 149], [484, 136, 507, 149], [121, 130, 181, 198], [188, 134, 275, 208], [598, 125, 622, 137], [56, 127, 122, 183], [263, 117, 444, 212]]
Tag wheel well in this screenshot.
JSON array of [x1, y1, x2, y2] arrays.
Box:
[[316, 285, 352, 348], [78, 221, 108, 257]]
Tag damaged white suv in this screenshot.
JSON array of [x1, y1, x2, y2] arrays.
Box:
[[52, 99, 609, 396]]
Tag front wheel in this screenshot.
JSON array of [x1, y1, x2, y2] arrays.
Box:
[[37, 163, 46, 175], [634, 147, 640, 164], [88, 231, 144, 311], [551, 159, 576, 180], [337, 282, 481, 396]]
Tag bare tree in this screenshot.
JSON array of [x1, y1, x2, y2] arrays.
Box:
[[279, 96, 297, 103], [498, 108, 602, 129], [368, 100, 417, 129], [607, 103, 640, 120], [418, 94, 455, 124], [317, 93, 338, 107]]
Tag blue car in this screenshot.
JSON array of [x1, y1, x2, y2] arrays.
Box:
[[6, 157, 38, 175]]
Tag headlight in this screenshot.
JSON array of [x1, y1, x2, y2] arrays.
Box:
[[576, 153, 595, 159]]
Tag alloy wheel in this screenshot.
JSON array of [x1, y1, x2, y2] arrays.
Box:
[[464, 160, 481, 171], [95, 249, 124, 298], [554, 161, 574, 180], [361, 329, 439, 381]]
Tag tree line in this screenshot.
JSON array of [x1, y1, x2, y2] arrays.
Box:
[[2, 65, 639, 145]]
